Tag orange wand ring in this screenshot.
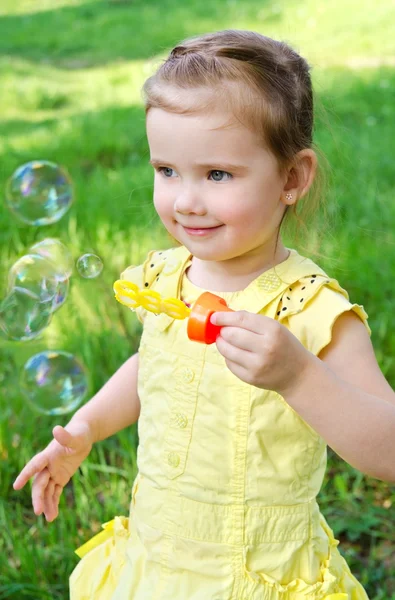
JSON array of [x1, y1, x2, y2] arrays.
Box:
[[187, 292, 233, 344]]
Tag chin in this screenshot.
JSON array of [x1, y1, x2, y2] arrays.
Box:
[[185, 245, 235, 262]]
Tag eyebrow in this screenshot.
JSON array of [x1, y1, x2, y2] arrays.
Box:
[[149, 159, 248, 173]]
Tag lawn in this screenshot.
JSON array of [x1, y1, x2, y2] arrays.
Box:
[[0, 0, 394, 597]]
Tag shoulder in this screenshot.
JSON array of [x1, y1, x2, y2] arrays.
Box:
[[278, 272, 371, 357], [120, 246, 190, 288]]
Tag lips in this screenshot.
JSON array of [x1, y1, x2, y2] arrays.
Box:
[[182, 225, 223, 236], [180, 224, 221, 230]]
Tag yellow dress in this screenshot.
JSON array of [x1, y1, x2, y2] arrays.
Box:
[[70, 246, 371, 600]]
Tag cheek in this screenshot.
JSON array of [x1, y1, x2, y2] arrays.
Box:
[[153, 185, 172, 218], [219, 207, 243, 224], [218, 200, 259, 226], [152, 192, 161, 213]]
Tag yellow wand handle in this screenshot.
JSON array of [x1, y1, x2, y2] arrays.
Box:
[[113, 280, 191, 320]]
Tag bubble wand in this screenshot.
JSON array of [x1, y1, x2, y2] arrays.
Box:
[[113, 280, 233, 344]]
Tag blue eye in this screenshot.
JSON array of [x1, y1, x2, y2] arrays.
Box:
[[209, 170, 232, 182], [158, 167, 176, 178]]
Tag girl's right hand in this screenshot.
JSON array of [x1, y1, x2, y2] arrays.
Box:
[[13, 420, 94, 522]]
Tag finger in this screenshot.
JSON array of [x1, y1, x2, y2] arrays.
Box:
[[221, 358, 252, 385], [53, 484, 63, 514], [211, 310, 267, 333], [219, 325, 258, 352], [52, 425, 76, 450], [13, 453, 48, 490], [216, 334, 253, 367], [47, 485, 62, 522], [32, 468, 51, 516], [43, 479, 56, 522]]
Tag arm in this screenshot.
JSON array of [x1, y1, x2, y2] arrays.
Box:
[[69, 352, 141, 443], [280, 311, 395, 482], [13, 352, 141, 521]]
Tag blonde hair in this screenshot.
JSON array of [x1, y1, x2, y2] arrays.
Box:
[[143, 29, 332, 259]]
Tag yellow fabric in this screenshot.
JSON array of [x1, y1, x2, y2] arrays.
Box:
[[70, 246, 370, 599], [75, 519, 121, 559]]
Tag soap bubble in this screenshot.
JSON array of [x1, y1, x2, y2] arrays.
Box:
[[51, 278, 69, 312], [2, 251, 70, 340], [29, 238, 73, 279], [21, 350, 88, 415], [28, 239, 72, 311], [0, 289, 53, 341], [6, 160, 73, 225], [8, 254, 62, 304], [76, 254, 103, 279]]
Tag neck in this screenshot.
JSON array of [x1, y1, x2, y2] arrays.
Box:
[[186, 242, 290, 292]]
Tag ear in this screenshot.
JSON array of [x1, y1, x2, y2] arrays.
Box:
[[281, 149, 317, 205]]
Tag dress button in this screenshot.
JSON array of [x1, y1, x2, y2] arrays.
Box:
[[172, 413, 188, 428], [168, 452, 180, 467], [182, 367, 195, 383]]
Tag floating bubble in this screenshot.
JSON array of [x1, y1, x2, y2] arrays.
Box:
[[0, 288, 53, 341], [21, 350, 88, 415], [6, 160, 73, 226], [28, 239, 72, 311], [4, 251, 70, 336], [76, 253, 103, 279], [51, 278, 69, 312], [29, 238, 73, 279], [8, 254, 61, 304]]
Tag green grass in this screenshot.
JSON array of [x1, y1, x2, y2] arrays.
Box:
[[0, 0, 394, 597]]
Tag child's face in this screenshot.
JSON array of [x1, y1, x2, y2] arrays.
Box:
[[146, 100, 289, 265]]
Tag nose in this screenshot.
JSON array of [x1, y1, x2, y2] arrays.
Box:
[[174, 184, 206, 215]]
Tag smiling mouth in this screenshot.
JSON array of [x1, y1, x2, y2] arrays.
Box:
[[178, 221, 222, 229], [181, 225, 223, 236]]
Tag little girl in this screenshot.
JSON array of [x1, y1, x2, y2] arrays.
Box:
[[14, 30, 395, 600]]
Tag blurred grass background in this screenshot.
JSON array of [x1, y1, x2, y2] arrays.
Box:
[[0, 0, 394, 597]]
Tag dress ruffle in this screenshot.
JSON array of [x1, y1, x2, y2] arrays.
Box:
[[70, 516, 130, 599], [241, 516, 368, 599], [71, 514, 367, 600]]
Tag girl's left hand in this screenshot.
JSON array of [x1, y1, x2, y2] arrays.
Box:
[[210, 310, 316, 395]]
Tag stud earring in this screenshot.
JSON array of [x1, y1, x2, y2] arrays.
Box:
[[285, 192, 293, 202]]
